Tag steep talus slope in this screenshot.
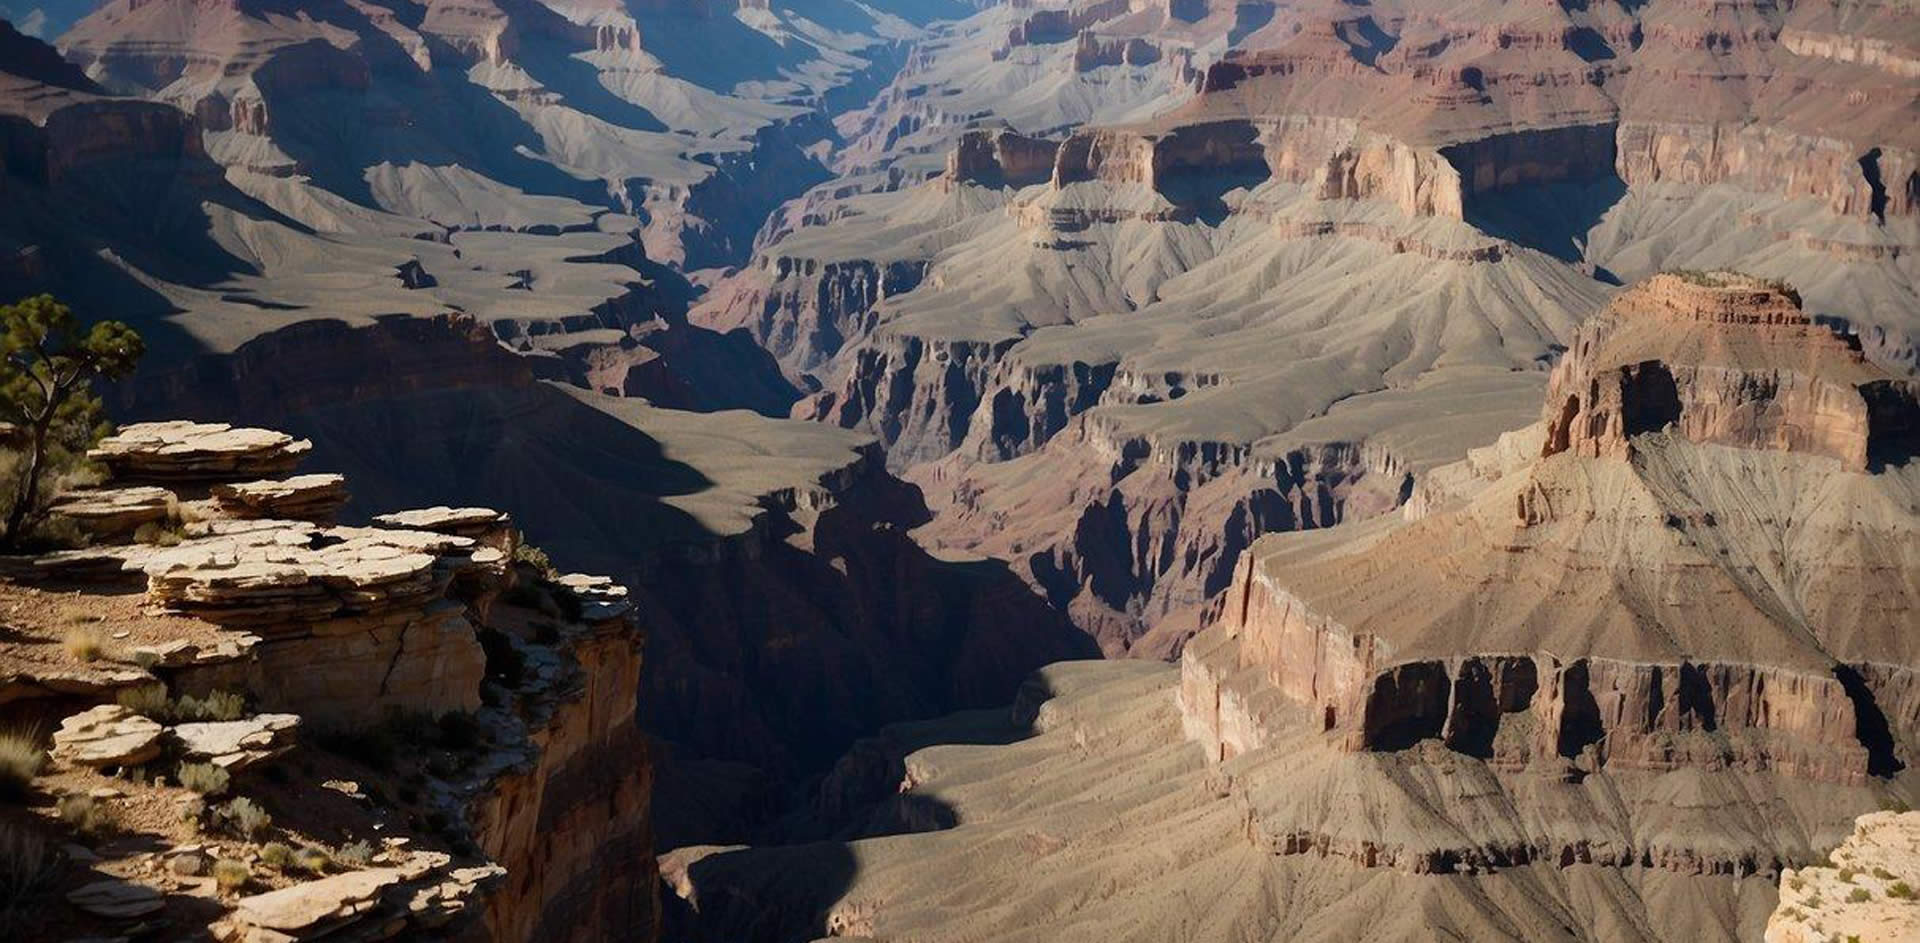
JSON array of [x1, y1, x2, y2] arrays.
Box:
[[666, 272, 1920, 942], [697, 0, 1920, 653]]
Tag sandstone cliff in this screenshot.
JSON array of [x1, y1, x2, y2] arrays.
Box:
[[0, 420, 658, 942]]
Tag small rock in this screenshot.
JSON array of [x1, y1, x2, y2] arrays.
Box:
[[168, 850, 211, 877], [66, 879, 164, 919], [89, 787, 126, 799]]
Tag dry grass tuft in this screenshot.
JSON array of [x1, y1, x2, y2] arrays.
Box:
[[62, 626, 106, 662], [0, 731, 46, 802]]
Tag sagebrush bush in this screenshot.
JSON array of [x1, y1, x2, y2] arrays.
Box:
[[115, 683, 170, 717], [175, 689, 247, 722], [294, 845, 330, 874], [0, 731, 45, 801], [116, 686, 247, 723], [1890, 881, 1916, 900], [1848, 887, 1872, 903], [176, 761, 230, 796], [511, 539, 557, 579], [258, 841, 293, 870], [56, 795, 115, 838], [217, 797, 272, 839], [132, 520, 185, 547], [212, 858, 250, 893], [334, 839, 375, 867]]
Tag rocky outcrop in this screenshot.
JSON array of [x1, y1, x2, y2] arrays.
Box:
[[1541, 272, 1920, 471], [1180, 272, 1920, 788], [944, 128, 1061, 190], [1767, 811, 1920, 943], [468, 579, 658, 943]]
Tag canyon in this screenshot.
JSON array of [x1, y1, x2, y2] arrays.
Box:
[[0, 0, 1916, 941]]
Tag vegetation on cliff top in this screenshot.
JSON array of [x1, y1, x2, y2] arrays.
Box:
[[0, 294, 144, 552]]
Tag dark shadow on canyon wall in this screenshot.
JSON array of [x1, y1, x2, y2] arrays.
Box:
[[658, 671, 1065, 943], [1463, 176, 1629, 275], [119, 312, 1096, 857]]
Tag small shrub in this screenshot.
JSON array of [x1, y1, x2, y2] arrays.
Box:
[[212, 858, 250, 893], [217, 798, 272, 839], [1872, 867, 1896, 880], [258, 842, 293, 870], [132, 520, 185, 547], [1847, 887, 1871, 903], [0, 820, 61, 931], [177, 762, 230, 797], [175, 689, 247, 722], [1788, 876, 1806, 892], [334, 840, 375, 868], [1838, 867, 1856, 883], [1889, 882, 1916, 900], [129, 649, 161, 670], [115, 683, 170, 718], [512, 539, 557, 579], [62, 626, 106, 662], [0, 731, 46, 801], [293, 846, 330, 874], [56, 795, 116, 838], [179, 797, 207, 830]]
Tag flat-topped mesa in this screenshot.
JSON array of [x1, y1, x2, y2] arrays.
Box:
[[1181, 272, 1920, 789], [1541, 272, 1920, 470], [943, 128, 1062, 190]]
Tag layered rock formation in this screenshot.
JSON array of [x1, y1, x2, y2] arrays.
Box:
[[662, 278, 1918, 943], [0, 419, 658, 942], [694, 0, 1920, 656], [1182, 273, 1919, 788]]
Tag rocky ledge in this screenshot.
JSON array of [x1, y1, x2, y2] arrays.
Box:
[[0, 418, 657, 941], [1767, 811, 1920, 943]]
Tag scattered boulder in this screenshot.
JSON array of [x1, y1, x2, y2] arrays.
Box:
[[173, 714, 300, 771], [52, 704, 165, 768], [67, 878, 165, 919]]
